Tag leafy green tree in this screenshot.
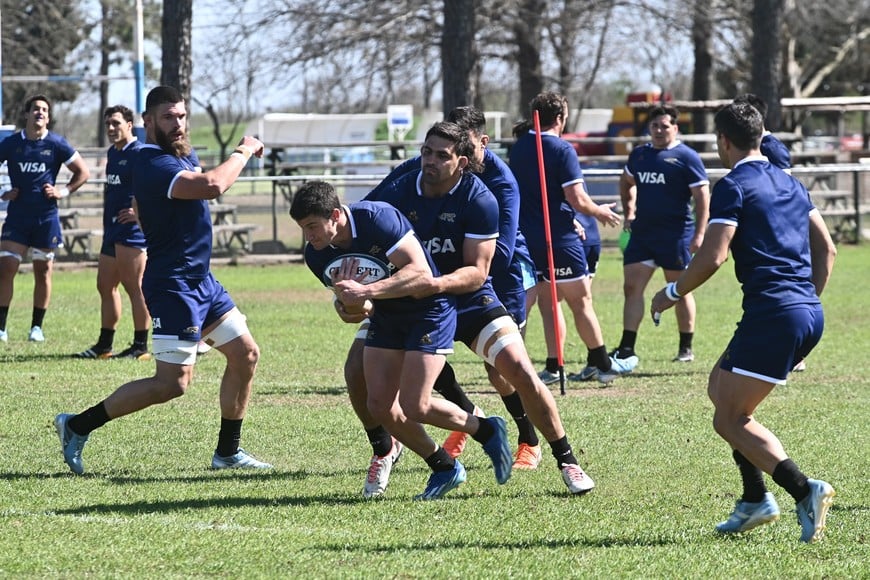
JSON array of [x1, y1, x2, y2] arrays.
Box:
[[0, 1, 91, 126]]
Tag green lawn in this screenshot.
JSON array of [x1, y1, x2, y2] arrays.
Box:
[[0, 246, 867, 577]]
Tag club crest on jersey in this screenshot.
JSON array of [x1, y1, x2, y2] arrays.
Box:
[[636, 171, 665, 184], [18, 161, 47, 173], [438, 212, 456, 223], [408, 211, 418, 223], [41, 150, 53, 157], [423, 237, 456, 254]]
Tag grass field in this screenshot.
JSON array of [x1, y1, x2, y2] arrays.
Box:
[[0, 245, 868, 577]]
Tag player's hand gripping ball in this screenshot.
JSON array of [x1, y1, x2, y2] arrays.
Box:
[[324, 253, 390, 315]]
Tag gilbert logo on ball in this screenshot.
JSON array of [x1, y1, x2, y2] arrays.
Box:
[[323, 253, 390, 286]]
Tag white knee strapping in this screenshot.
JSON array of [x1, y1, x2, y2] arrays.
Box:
[[355, 319, 371, 340], [0, 250, 22, 262], [473, 316, 523, 366], [31, 249, 55, 262], [202, 309, 250, 348]]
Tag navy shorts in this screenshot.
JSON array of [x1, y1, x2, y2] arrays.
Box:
[[455, 287, 511, 346], [720, 304, 824, 384], [1, 212, 62, 249], [366, 300, 455, 354], [623, 235, 691, 271], [530, 243, 589, 282], [144, 273, 236, 342], [101, 222, 147, 255], [583, 243, 601, 276], [498, 288, 527, 328]]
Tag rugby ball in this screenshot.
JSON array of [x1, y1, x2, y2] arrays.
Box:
[[323, 254, 388, 316]]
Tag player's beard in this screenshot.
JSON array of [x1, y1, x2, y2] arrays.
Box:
[[155, 125, 192, 158]]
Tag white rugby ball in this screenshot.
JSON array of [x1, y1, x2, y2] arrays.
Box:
[[322, 253, 390, 286]]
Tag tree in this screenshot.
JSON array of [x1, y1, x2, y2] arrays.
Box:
[[0, 2, 91, 125], [441, 0, 477, 113], [160, 0, 193, 103], [751, 0, 785, 129], [90, 0, 161, 146]]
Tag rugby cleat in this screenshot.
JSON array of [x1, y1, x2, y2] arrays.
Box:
[[597, 355, 638, 384], [512, 443, 542, 471], [414, 460, 466, 500], [74, 344, 114, 359], [673, 347, 695, 362], [115, 344, 152, 360], [561, 463, 595, 494], [55, 413, 89, 475], [442, 405, 485, 459], [363, 438, 404, 498], [0, 329, 7, 343], [537, 369, 561, 385], [567, 365, 598, 382], [481, 416, 512, 485], [211, 448, 273, 469], [28, 326, 45, 342], [715, 492, 780, 534], [796, 479, 835, 543]]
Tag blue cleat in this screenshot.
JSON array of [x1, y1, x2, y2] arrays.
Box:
[[54, 413, 89, 475], [537, 369, 561, 385], [414, 460, 466, 500], [716, 492, 780, 534], [796, 479, 835, 543], [211, 448, 273, 469], [481, 416, 512, 485], [598, 355, 638, 384]]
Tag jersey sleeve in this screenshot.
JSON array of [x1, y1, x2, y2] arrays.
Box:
[[709, 177, 742, 228]]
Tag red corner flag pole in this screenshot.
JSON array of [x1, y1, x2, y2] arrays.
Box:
[[533, 110, 566, 395]]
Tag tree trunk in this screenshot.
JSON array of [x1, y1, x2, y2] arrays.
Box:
[[691, 0, 712, 141], [751, 0, 784, 129], [160, 0, 193, 105], [441, 0, 477, 114], [513, 0, 544, 117]]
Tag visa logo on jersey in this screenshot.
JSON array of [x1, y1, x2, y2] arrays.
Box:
[[107, 174, 122, 185], [423, 237, 457, 254], [636, 171, 665, 184], [18, 161, 48, 173]]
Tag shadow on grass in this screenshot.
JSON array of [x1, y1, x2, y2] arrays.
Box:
[[0, 353, 96, 363], [52, 491, 388, 515], [314, 535, 677, 551]]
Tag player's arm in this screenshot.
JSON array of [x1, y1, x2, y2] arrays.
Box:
[[170, 136, 264, 200], [808, 209, 836, 297], [334, 236, 436, 304], [650, 222, 734, 317], [430, 237, 496, 296], [619, 170, 637, 228], [44, 154, 90, 199], [564, 181, 621, 227], [689, 183, 711, 253]]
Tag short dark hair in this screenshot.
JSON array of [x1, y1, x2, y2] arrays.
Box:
[[289, 180, 341, 221], [647, 105, 679, 124], [424, 121, 482, 172], [714, 102, 763, 150], [145, 85, 184, 115], [104, 105, 135, 124], [733, 93, 767, 119], [446, 106, 486, 136], [24, 94, 52, 115], [529, 92, 567, 127]]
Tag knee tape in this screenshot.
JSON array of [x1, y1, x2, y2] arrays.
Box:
[[203, 309, 250, 348], [0, 250, 22, 262], [31, 249, 56, 262], [473, 316, 523, 366]]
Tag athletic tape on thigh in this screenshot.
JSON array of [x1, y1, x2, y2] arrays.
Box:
[[152, 338, 198, 365], [474, 315, 523, 366], [0, 250, 23, 262], [355, 319, 371, 340], [203, 310, 249, 348], [31, 249, 55, 261]]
